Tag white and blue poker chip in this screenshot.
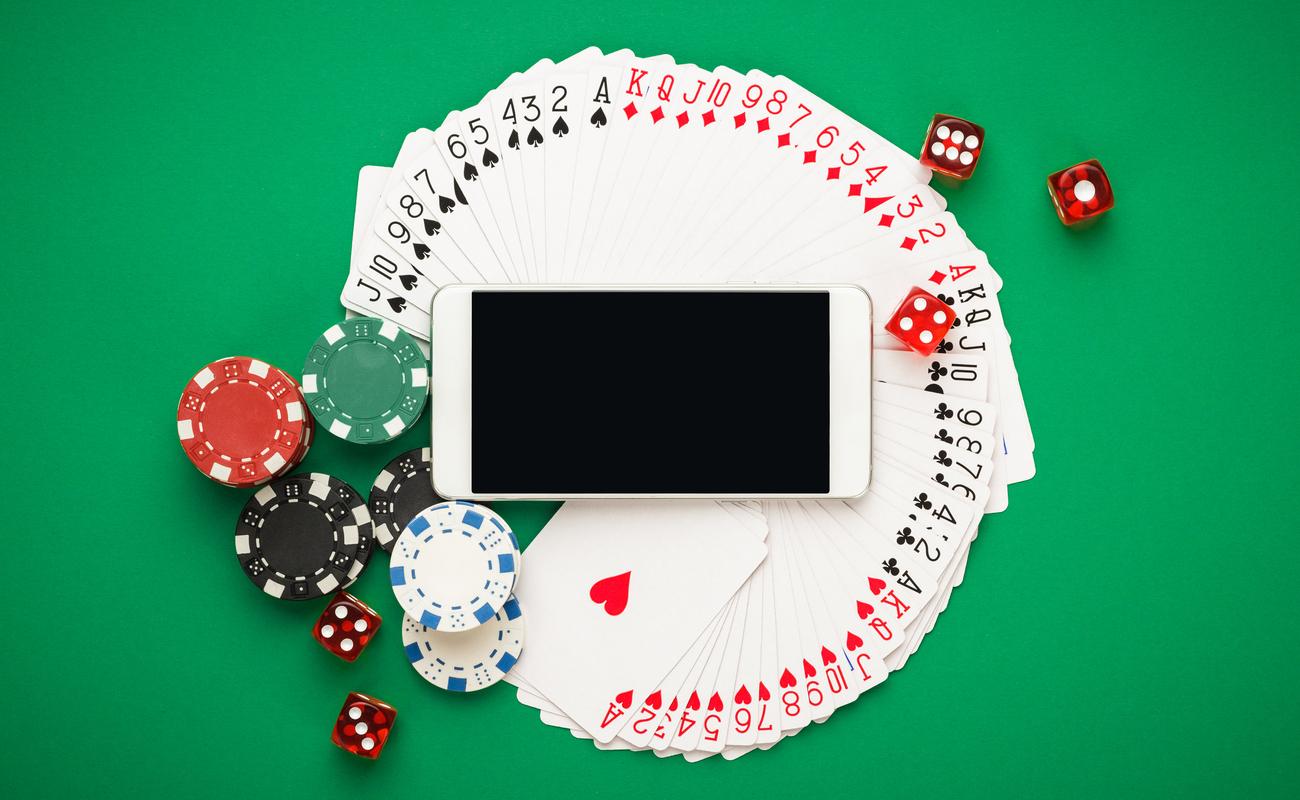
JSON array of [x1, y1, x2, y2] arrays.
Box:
[[402, 595, 524, 692], [389, 500, 520, 632]]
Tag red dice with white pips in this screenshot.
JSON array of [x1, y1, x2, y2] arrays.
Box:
[[313, 591, 382, 662], [919, 114, 984, 179], [1047, 159, 1114, 225], [884, 287, 956, 356], [332, 692, 396, 759]]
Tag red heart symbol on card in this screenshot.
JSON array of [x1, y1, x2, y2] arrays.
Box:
[[802, 659, 817, 678], [868, 577, 887, 596], [734, 685, 751, 705], [686, 691, 701, 711], [857, 600, 875, 619], [668, 696, 679, 712], [644, 690, 662, 710], [589, 571, 631, 616], [779, 668, 796, 688], [820, 646, 837, 666], [846, 631, 864, 651], [614, 690, 633, 709], [758, 682, 771, 701], [707, 692, 724, 712]]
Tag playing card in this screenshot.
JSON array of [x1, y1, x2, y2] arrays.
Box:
[[352, 166, 390, 259], [509, 500, 767, 742]]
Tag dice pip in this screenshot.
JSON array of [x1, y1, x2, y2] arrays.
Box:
[[331, 692, 396, 759], [313, 591, 382, 662], [1047, 159, 1113, 225], [919, 114, 983, 179], [884, 287, 955, 356]]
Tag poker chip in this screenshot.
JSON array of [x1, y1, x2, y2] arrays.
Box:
[[177, 356, 311, 486], [403, 596, 525, 692], [234, 472, 373, 600], [334, 470, 376, 577], [301, 317, 429, 444], [368, 447, 444, 553], [390, 501, 520, 631]]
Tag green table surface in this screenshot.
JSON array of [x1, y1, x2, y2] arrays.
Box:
[[2, 1, 1296, 797]]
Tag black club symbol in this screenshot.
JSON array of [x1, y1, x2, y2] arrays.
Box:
[[934, 428, 954, 443], [933, 473, 950, 487], [913, 492, 932, 510], [937, 296, 959, 328], [934, 340, 954, 354], [882, 558, 899, 576], [934, 403, 954, 420], [896, 527, 915, 545], [928, 362, 947, 381], [933, 450, 952, 467]]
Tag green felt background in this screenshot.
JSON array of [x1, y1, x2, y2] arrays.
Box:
[[2, 0, 1296, 797]]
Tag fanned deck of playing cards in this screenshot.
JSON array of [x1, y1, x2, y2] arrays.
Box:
[[343, 47, 1036, 761]]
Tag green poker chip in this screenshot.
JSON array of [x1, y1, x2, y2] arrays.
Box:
[[302, 317, 428, 444]]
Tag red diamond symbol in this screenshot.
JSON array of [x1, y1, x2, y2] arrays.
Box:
[[802, 150, 817, 164], [676, 111, 689, 127], [702, 109, 716, 126], [847, 183, 863, 197], [862, 195, 891, 213], [929, 270, 946, 285], [776, 132, 791, 147], [826, 166, 841, 180], [733, 112, 746, 128], [756, 117, 770, 133], [900, 237, 917, 251], [650, 106, 665, 123], [877, 214, 895, 228], [623, 102, 638, 119]]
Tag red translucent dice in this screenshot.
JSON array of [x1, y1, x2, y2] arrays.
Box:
[[332, 692, 396, 759], [884, 287, 955, 356], [313, 591, 382, 662], [1047, 159, 1113, 225], [920, 114, 983, 179]]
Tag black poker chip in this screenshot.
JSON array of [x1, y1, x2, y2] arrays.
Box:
[[332, 473, 376, 570], [368, 447, 443, 553], [235, 472, 374, 600]]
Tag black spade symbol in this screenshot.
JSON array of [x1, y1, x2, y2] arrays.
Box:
[[412, 243, 430, 260], [463, 162, 478, 181], [526, 126, 543, 147], [423, 219, 441, 236], [387, 296, 407, 313], [552, 117, 569, 137], [482, 148, 499, 167], [399, 274, 418, 291], [438, 195, 455, 213], [590, 107, 607, 127], [508, 129, 520, 149]]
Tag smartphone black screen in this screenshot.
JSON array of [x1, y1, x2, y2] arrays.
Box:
[[471, 290, 829, 494]]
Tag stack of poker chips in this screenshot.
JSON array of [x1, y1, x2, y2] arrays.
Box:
[[301, 317, 428, 445], [389, 499, 526, 693], [176, 356, 313, 487], [177, 329, 523, 696], [175, 315, 430, 489], [234, 472, 375, 600]]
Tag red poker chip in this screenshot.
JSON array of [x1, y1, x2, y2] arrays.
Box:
[[177, 356, 312, 487]]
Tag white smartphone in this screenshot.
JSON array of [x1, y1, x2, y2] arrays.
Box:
[[430, 285, 872, 500]]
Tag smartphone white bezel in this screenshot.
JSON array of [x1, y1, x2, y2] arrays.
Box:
[[430, 284, 871, 500]]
